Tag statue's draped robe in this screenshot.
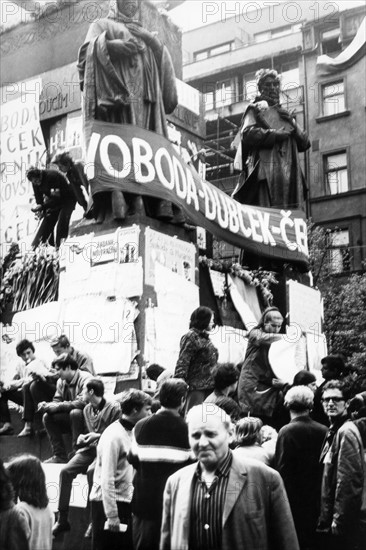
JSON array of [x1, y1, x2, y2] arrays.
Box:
[[77, 5, 178, 221], [78, 15, 177, 140], [233, 104, 310, 210]]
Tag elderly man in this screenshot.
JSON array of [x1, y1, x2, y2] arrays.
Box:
[[160, 403, 299, 550], [275, 385, 327, 550], [233, 68, 310, 211]]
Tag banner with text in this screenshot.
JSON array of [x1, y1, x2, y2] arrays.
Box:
[[86, 122, 309, 267], [0, 79, 46, 253]]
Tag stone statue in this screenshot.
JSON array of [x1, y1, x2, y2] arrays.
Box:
[[77, 0, 183, 223], [233, 69, 310, 211]]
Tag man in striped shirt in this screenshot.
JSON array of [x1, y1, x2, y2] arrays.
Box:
[[160, 403, 300, 550], [129, 379, 191, 550]]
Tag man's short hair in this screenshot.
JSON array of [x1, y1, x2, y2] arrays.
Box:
[[213, 363, 239, 391], [159, 379, 188, 408], [16, 339, 35, 357], [146, 364, 165, 381], [26, 167, 42, 180], [50, 334, 70, 348], [285, 386, 314, 412], [186, 403, 232, 432], [322, 379, 350, 400], [321, 354, 346, 375], [117, 389, 152, 415], [52, 152, 72, 167], [86, 378, 104, 397], [52, 353, 78, 371]]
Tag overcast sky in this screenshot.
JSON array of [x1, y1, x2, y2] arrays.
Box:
[[169, 1, 366, 31], [1, 1, 365, 32]]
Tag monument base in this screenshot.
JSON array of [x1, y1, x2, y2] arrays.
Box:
[[64, 211, 199, 388]]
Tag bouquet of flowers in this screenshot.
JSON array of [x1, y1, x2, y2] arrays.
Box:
[[0, 244, 59, 316]]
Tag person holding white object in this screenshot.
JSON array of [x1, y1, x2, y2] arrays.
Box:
[[238, 307, 287, 427]]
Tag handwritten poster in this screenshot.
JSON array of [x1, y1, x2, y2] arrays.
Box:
[[145, 227, 196, 287]]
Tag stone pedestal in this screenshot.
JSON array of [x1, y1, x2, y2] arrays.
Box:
[[67, 212, 198, 389]]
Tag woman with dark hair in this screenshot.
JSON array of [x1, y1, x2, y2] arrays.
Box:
[[7, 455, 53, 550], [174, 306, 218, 412], [238, 306, 286, 427], [293, 370, 317, 393], [0, 459, 29, 550]]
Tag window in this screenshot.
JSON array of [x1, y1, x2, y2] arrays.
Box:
[[194, 42, 233, 62], [254, 31, 271, 43], [327, 229, 350, 273], [210, 42, 233, 56], [204, 91, 214, 111], [321, 27, 342, 55], [243, 72, 257, 101], [324, 151, 348, 194], [254, 24, 301, 43], [271, 25, 292, 39], [216, 80, 235, 108], [322, 81, 345, 116], [194, 50, 209, 61], [203, 79, 236, 111]]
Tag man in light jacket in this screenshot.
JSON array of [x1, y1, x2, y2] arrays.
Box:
[[160, 403, 299, 550]]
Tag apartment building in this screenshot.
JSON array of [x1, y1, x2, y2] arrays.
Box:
[[182, 2, 366, 273]]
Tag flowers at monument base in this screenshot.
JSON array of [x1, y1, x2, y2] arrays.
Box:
[[0, 244, 59, 315], [198, 255, 277, 306]]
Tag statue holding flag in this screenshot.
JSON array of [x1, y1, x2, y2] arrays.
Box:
[[77, 0, 182, 223]]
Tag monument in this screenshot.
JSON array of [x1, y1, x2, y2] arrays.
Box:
[[77, 0, 183, 223], [233, 68, 310, 211]]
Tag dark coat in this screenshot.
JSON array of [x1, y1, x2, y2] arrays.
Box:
[[318, 420, 365, 540], [276, 415, 327, 547], [233, 102, 310, 210], [238, 327, 282, 417], [174, 329, 218, 391]]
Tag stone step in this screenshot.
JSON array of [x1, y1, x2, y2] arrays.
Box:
[[46, 465, 91, 550], [0, 409, 72, 462]]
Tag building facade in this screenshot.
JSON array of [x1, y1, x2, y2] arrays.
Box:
[[182, 2, 366, 273]]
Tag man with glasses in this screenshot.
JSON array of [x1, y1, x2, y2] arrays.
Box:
[[317, 380, 365, 550]]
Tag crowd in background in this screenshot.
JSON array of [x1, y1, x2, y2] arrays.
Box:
[[1, 306, 366, 550]]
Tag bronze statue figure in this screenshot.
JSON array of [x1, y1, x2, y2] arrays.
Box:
[[78, 0, 183, 223], [233, 69, 310, 211]]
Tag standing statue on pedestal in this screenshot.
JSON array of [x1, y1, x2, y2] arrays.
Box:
[[233, 69, 310, 210], [77, 0, 182, 223]]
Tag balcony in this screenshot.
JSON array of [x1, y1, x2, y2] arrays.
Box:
[[183, 32, 303, 82]]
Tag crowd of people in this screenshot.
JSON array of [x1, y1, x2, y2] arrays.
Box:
[[1, 306, 366, 550]]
